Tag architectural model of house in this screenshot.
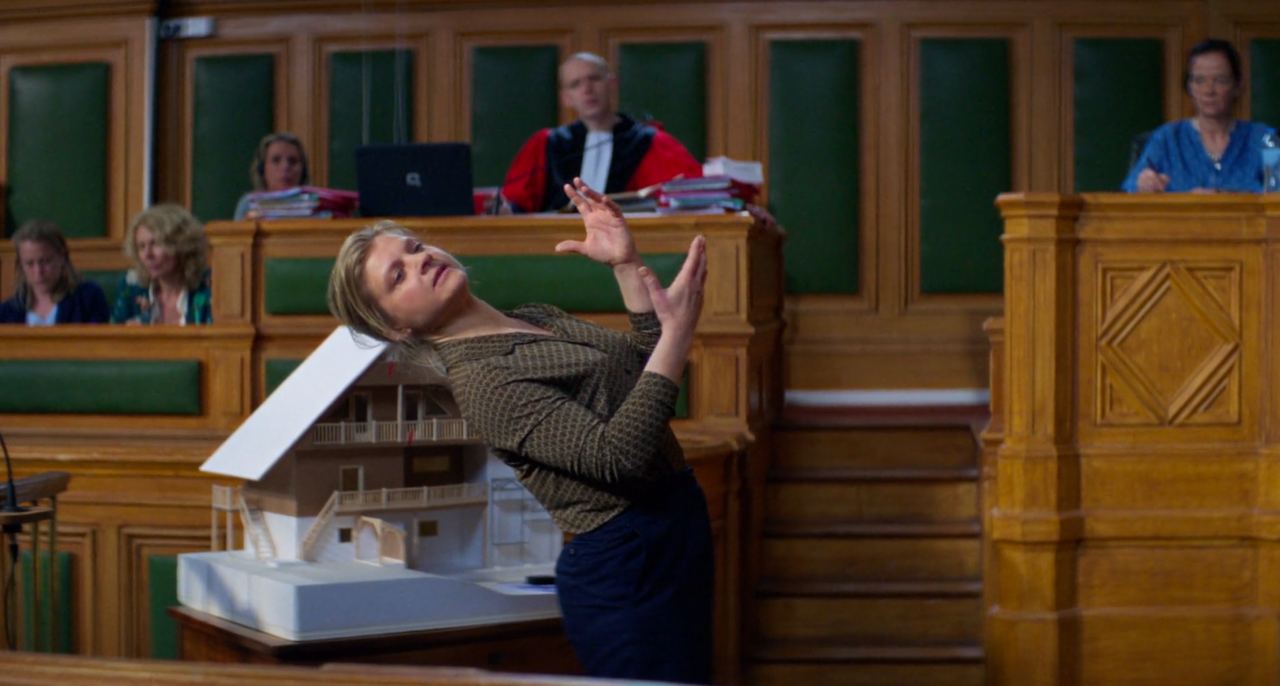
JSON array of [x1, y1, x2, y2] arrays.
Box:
[[178, 327, 561, 640]]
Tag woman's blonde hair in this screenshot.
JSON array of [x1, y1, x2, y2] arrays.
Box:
[[11, 219, 79, 308], [328, 220, 459, 366], [124, 204, 209, 291]]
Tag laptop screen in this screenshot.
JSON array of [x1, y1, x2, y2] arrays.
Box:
[[355, 142, 475, 217]]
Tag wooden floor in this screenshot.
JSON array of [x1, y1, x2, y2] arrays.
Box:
[[747, 419, 986, 686]]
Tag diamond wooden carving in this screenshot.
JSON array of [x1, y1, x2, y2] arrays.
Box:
[[1097, 262, 1240, 426]]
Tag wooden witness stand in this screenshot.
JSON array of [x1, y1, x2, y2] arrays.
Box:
[[985, 194, 1280, 686]]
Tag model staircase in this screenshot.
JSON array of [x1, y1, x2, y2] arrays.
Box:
[[238, 496, 277, 561], [748, 420, 985, 686]]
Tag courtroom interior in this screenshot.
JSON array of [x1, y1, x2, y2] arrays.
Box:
[[2, 1, 1280, 684]]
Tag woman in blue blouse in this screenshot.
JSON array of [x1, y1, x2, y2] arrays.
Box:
[[1124, 39, 1276, 193], [0, 220, 109, 325]]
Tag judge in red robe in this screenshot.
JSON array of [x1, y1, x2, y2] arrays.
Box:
[[500, 52, 702, 213]]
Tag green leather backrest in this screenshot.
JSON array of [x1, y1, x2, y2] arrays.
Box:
[[0, 360, 201, 415], [618, 42, 707, 161], [192, 54, 274, 222], [148, 555, 178, 659], [1251, 39, 1280, 132], [19, 550, 72, 653], [328, 50, 414, 191], [265, 358, 303, 396], [6, 62, 109, 238], [471, 46, 560, 187], [263, 253, 684, 315], [767, 39, 860, 295], [1074, 38, 1164, 191], [918, 38, 1009, 294]]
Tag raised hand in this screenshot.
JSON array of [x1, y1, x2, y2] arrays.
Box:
[[557, 178, 639, 267], [642, 235, 707, 341]]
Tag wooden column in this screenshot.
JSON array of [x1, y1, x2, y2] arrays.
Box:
[[989, 193, 1081, 686]]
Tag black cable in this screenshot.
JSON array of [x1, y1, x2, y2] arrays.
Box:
[[0, 429, 18, 650]]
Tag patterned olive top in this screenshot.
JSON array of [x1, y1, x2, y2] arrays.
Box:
[[437, 303, 686, 534]]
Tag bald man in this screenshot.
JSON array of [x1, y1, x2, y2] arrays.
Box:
[[500, 52, 702, 213]]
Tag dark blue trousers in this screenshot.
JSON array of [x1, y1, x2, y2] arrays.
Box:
[[555, 469, 714, 684]]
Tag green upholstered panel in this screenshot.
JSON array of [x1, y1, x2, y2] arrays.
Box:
[[263, 253, 684, 315], [148, 555, 179, 659], [6, 63, 109, 238], [19, 550, 72, 653], [767, 40, 860, 295], [1251, 40, 1280, 132], [675, 368, 689, 420], [919, 38, 1009, 294], [471, 46, 560, 187], [265, 358, 303, 396], [81, 270, 126, 310], [264, 257, 333, 315], [0, 360, 201, 415], [468, 253, 682, 311], [1074, 38, 1164, 191], [618, 42, 707, 161], [192, 55, 275, 222], [328, 50, 414, 191]]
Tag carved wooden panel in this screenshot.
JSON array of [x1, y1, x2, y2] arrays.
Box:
[[1096, 261, 1241, 426]]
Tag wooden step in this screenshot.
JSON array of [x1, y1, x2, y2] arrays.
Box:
[[775, 426, 978, 472], [761, 534, 981, 583], [757, 579, 982, 598], [765, 520, 980, 537], [766, 480, 979, 526], [749, 657, 983, 686], [754, 640, 984, 662], [770, 466, 980, 482], [755, 595, 983, 644]]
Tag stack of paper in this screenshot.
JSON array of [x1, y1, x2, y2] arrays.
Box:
[[244, 186, 359, 219]]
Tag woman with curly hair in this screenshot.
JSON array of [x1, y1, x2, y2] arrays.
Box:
[[111, 204, 212, 325]]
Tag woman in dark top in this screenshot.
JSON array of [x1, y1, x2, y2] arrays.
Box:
[[327, 178, 712, 683], [0, 219, 109, 325]]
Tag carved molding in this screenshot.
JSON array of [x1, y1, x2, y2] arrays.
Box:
[[1096, 261, 1241, 426]]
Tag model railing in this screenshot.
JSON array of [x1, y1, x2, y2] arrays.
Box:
[[210, 484, 237, 511], [335, 483, 487, 513], [308, 417, 474, 445]]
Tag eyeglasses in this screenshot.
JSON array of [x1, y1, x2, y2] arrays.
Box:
[[1189, 74, 1235, 89]]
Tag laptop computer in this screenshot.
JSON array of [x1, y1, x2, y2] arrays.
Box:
[[355, 142, 475, 217]]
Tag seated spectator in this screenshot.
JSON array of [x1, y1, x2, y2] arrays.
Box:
[[234, 132, 309, 219], [0, 219, 109, 325], [499, 52, 701, 212], [112, 204, 212, 325], [1123, 38, 1276, 193]]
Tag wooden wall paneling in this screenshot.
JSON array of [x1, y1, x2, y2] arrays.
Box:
[[122, 528, 218, 658], [313, 32, 428, 188], [456, 32, 573, 186], [1, 524, 98, 656], [907, 23, 1026, 307], [178, 40, 290, 217], [1058, 23, 1185, 194], [0, 15, 149, 243], [602, 26, 724, 161]]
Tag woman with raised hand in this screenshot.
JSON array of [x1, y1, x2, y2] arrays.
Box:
[[327, 178, 713, 683]]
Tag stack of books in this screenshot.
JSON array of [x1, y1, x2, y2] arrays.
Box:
[[657, 157, 763, 212], [243, 186, 359, 219]]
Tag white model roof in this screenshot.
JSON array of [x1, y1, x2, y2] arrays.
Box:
[[201, 326, 387, 480]]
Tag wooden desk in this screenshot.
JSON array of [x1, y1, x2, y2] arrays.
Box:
[[169, 605, 581, 674]]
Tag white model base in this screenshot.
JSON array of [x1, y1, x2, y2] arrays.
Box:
[[178, 551, 560, 641]]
